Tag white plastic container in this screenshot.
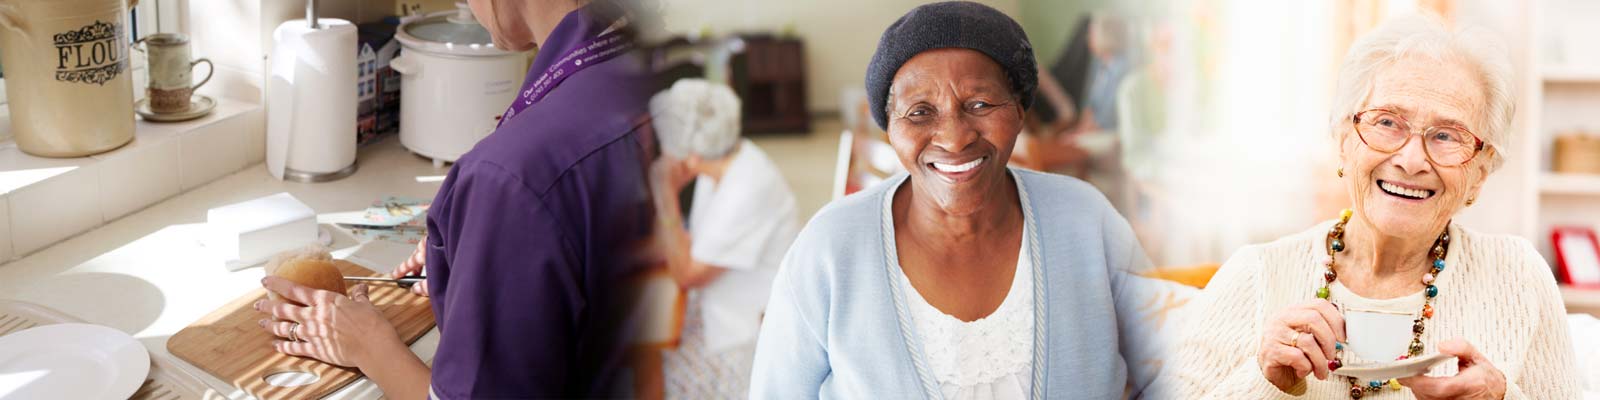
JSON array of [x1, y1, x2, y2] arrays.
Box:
[[205, 192, 318, 270], [391, 5, 528, 166]]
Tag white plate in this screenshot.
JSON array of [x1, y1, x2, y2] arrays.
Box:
[[0, 323, 150, 400], [1333, 353, 1455, 381]]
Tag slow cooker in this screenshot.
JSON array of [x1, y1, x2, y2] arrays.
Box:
[[391, 4, 529, 166]]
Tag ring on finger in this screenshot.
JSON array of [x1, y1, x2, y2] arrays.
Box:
[[1279, 330, 1302, 346], [288, 322, 302, 342]]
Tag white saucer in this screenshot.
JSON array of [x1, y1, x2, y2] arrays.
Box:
[[136, 94, 217, 122], [0, 323, 151, 400], [1333, 353, 1455, 381]]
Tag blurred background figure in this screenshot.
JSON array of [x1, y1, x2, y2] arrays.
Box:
[[646, 78, 800, 399], [1016, 13, 1130, 179], [1082, 12, 1133, 133]]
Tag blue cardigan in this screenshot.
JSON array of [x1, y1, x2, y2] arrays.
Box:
[[749, 168, 1159, 399]]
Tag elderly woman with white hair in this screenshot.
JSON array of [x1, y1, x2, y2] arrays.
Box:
[[648, 78, 800, 398], [1159, 15, 1580, 400]]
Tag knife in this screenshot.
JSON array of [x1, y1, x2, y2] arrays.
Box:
[[336, 222, 426, 232], [343, 276, 425, 289]]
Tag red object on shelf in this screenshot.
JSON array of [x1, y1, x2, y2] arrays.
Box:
[[1552, 226, 1600, 288]]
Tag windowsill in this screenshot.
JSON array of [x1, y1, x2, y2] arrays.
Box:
[[0, 96, 264, 261]]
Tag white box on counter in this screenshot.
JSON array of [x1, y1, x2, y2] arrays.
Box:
[[205, 192, 317, 270]]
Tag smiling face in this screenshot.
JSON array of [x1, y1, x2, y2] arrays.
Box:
[[886, 48, 1023, 217], [1341, 56, 1493, 238]]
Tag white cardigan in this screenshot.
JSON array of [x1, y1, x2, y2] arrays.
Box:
[[1157, 221, 1581, 399]]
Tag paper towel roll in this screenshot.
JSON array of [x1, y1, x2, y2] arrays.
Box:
[[267, 19, 357, 180]]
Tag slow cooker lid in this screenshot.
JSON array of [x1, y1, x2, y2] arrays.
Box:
[[396, 5, 520, 56], [405, 13, 493, 46]]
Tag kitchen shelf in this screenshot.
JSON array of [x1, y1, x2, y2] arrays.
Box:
[[1541, 172, 1600, 196], [1563, 285, 1600, 317], [1542, 66, 1600, 84]]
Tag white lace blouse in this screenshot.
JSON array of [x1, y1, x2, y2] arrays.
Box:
[[898, 229, 1035, 400]]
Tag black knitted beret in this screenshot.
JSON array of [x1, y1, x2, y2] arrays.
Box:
[[866, 1, 1037, 130]]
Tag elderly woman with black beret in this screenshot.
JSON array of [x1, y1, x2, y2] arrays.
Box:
[[748, 2, 1162, 398]]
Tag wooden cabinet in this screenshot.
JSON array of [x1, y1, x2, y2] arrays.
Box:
[[731, 35, 810, 134]]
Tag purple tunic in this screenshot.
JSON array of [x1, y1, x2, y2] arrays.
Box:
[[423, 7, 652, 398]]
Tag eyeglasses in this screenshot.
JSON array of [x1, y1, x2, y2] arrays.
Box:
[[1351, 109, 1488, 166]]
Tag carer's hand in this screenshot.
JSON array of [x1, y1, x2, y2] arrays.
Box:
[[389, 239, 430, 297], [1398, 338, 1506, 400], [255, 278, 404, 368], [1259, 299, 1346, 391]]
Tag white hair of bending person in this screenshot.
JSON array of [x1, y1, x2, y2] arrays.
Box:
[[650, 78, 742, 160], [1328, 13, 1515, 171]]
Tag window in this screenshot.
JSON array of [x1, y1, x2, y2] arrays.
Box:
[[0, 38, 6, 107]]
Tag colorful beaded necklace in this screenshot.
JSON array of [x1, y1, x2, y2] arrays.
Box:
[[1318, 209, 1449, 399]]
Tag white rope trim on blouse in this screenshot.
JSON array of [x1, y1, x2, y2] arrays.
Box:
[[1012, 170, 1047, 400], [880, 173, 943, 400]]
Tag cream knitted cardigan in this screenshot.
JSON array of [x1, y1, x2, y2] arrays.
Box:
[[1156, 221, 1580, 399]]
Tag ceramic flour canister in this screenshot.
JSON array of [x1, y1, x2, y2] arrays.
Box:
[[0, 0, 136, 157]]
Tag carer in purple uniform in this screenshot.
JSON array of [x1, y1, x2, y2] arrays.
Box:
[[252, 1, 654, 398]]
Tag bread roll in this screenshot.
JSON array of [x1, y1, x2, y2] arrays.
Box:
[[265, 246, 347, 305]]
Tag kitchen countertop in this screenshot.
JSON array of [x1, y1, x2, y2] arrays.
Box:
[[0, 134, 449, 399]]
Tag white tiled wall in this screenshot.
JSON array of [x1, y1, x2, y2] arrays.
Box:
[[95, 131, 182, 222], [0, 98, 261, 263], [186, 0, 404, 105], [0, 150, 103, 258], [0, 146, 93, 198], [10, 163, 102, 256], [200, 64, 266, 104], [239, 108, 267, 167], [178, 103, 261, 190]]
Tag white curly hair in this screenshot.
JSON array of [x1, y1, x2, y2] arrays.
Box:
[[1329, 13, 1515, 171], [650, 79, 742, 160]]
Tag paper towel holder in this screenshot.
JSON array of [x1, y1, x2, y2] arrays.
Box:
[[285, 164, 358, 183], [283, 0, 361, 184], [307, 0, 320, 29], [267, 0, 360, 184]]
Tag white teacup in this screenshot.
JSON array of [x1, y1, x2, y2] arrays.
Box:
[[1343, 308, 1415, 362]]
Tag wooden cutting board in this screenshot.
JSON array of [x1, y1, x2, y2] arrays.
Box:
[[167, 260, 434, 399]]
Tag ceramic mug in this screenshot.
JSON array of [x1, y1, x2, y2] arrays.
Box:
[[135, 32, 213, 113], [1343, 308, 1416, 362]]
